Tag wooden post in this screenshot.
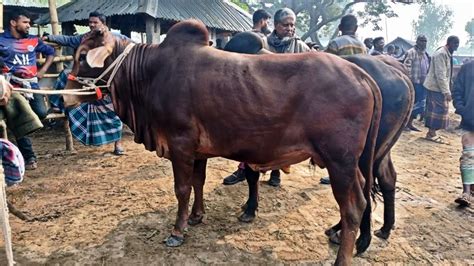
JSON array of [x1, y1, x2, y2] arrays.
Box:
[[145, 16, 160, 44], [48, 0, 64, 72], [0, 0, 4, 33]]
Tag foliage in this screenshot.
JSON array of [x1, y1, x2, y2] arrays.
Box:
[[242, 0, 411, 48], [412, 2, 453, 52], [466, 19, 474, 48], [230, 0, 250, 12], [357, 2, 398, 31]]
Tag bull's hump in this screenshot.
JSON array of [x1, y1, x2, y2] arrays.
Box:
[[162, 19, 209, 47]]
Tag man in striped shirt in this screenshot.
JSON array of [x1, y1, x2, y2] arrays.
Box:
[[325, 14, 366, 56]]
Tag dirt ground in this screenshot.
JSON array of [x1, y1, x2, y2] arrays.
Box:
[[0, 115, 473, 265]]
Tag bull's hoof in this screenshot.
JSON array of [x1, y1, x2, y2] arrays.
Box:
[[356, 234, 372, 254], [164, 234, 185, 247], [238, 212, 255, 223], [328, 231, 341, 245], [188, 215, 203, 226], [374, 228, 391, 240], [324, 227, 338, 237]]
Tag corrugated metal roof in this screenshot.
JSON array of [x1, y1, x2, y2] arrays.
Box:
[[36, 0, 252, 32]]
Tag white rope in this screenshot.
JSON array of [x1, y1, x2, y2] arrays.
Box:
[[12, 88, 98, 96], [74, 43, 136, 88]]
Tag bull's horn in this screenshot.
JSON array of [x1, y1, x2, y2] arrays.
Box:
[[258, 48, 273, 54]]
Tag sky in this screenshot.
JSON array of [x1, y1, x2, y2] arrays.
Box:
[[355, 0, 473, 50]]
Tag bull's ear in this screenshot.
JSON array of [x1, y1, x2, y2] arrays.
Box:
[[86, 46, 112, 68]]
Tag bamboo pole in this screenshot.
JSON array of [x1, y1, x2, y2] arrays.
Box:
[[0, 0, 4, 33], [48, 0, 64, 72], [37, 55, 73, 65]]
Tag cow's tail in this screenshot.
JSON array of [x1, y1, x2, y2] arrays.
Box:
[[357, 72, 382, 254]]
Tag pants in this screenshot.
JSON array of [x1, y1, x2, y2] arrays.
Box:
[[16, 93, 47, 162], [411, 83, 427, 118]]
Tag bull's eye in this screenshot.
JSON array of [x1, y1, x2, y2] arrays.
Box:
[[79, 53, 87, 61]]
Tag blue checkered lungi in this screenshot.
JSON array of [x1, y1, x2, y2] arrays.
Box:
[[0, 139, 24, 186], [67, 94, 122, 146]]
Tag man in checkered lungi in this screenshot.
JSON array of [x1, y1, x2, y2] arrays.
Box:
[[45, 11, 129, 154], [423, 36, 459, 144], [452, 60, 474, 207]]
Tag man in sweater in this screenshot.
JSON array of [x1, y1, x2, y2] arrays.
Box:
[[423, 36, 459, 143], [325, 14, 366, 56]]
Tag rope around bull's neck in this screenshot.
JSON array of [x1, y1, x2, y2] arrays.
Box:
[[73, 42, 136, 89], [3, 42, 137, 97]]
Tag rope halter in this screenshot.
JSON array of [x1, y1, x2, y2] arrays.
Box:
[[67, 42, 136, 98]]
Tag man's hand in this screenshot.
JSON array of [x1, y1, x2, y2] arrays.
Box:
[[37, 70, 45, 79], [42, 36, 49, 42], [0, 75, 12, 106], [445, 93, 452, 102]]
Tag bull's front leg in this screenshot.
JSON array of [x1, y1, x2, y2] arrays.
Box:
[[165, 150, 195, 247], [238, 164, 260, 223], [188, 159, 207, 226]]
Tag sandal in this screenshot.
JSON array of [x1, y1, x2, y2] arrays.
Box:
[[455, 193, 471, 207], [113, 147, 125, 156], [424, 135, 450, 145]]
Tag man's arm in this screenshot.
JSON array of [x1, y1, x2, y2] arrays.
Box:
[[35, 38, 55, 79], [44, 34, 82, 49], [0, 75, 12, 106], [325, 40, 339, 55], [432, 53, 450, 94], [403, 49, 414, 75], [37, 55, 54, 79], [452, 65, 466, 114]]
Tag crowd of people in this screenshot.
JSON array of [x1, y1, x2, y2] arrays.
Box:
[[0, 7, 471, 208], [222, 8, 472, 207]]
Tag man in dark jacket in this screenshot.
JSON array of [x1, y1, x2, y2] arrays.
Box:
[[452, 60, 474, 206]]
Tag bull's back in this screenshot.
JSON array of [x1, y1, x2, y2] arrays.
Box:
[[345, 54, 413, 159]]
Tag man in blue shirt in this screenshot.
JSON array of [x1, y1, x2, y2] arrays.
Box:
[[0, 11, 55, 170], [44, 11, 127, 155]]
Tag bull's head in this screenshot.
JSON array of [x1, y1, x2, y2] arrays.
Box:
[[63, 27, 116, 107]]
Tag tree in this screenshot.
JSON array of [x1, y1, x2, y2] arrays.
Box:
[[412, 3, 453, 52], [466, 19, 474, 48]]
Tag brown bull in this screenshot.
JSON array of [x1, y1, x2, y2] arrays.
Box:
[[64, 20, 382, 265]]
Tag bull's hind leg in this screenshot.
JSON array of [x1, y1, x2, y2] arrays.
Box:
[[239, 165, 260, 223], [328, 161, 367, 265], [189, 159, 208, 226], [374, 154, 397, 239]]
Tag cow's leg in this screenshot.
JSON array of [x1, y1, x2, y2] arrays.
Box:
[[189, 159, 208, 226], [238, 164, 260, 223], [374, 155, 396, 240], [328, 162, 366, 265], [165, 154, 195, 247], [324, 222, 341, 244]]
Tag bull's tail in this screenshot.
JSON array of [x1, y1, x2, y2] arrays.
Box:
[[357, 73, 382, 254]]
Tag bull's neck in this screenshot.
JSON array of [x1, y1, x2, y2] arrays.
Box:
[[110, 40, 158, 93]]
